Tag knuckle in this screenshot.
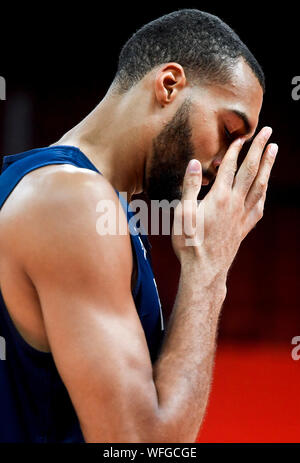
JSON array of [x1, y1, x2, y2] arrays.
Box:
[[266, 154, 275, 166], [247, 183, 265, 208], [263, 161, 274, 178], [252, 191, 262, 206], [216, 189, 229, 206], [256, 201, 264, 219], [228, 157, 238, 172], [184, 175, 201, 188], [225, 167, 237, 179], [221, 167, 236, 185], [258, 211, 264, 221], [245, 160, 258, 177], [256, 179, 266, 194]]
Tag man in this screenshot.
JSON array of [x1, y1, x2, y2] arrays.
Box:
[[0, 9, 277, 442]]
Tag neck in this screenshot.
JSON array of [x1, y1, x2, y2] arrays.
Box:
[[50, 84, 151, 200]]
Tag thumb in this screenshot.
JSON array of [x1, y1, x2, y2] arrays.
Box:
[[181, 159, 202, 202]]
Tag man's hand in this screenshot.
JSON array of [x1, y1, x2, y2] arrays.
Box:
[[172, 126, 278, 276]]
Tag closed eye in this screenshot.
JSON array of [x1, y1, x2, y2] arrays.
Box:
[[224, 126, 254, 145], [224, 126, 234, 141]]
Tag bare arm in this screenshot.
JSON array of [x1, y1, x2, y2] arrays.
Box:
[[18, 128, 276, 443], [153, 127, 277, 441]]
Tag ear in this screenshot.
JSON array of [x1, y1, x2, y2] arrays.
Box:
[[154, 63, 187, 107]]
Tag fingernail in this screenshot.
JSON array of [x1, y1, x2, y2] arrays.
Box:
[[269, 143, 278, 157], [263, 126, 273, 138], [188, 159, 201, 173]]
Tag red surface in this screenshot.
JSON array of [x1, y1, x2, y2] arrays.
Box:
[[196, 342, 300, 443]]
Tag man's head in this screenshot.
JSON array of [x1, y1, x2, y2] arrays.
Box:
[[112, 9, 265, 201]]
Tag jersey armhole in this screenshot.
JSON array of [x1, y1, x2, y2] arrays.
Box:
[[0, 289, 52, 358]]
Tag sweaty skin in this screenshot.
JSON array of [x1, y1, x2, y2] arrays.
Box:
[[0, 57, 277, 442]]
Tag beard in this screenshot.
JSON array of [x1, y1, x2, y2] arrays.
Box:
[[144, 98, 195, 203]]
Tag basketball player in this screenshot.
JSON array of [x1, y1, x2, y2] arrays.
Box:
[[0, 9, 278, 442]]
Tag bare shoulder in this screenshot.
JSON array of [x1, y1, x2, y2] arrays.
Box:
[[1, 163, 117, 213], [0, 164, 132, 287], [0, 163, 124, 234]]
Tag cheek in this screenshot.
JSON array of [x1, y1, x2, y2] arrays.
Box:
[[193, 127, 220, 164]]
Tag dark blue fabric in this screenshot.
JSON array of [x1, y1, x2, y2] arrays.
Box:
[[0, 146, 165, 442]]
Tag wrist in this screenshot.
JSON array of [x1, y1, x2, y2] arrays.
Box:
[[180, 253, 228, 300]]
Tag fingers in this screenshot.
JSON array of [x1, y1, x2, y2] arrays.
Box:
[[181, 159, 202, 202], [233, 127, 273, 196], [242, 192, 266, 237], [244, 143, 278, 211], [211, 137, 246, 192], [175, 159, 202, 239]]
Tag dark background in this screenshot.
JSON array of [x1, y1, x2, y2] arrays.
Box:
[[1, 2, 300, 443], [0, 3, 299, 343]]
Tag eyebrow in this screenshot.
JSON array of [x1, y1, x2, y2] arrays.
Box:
[[230, 109, 255, 143]]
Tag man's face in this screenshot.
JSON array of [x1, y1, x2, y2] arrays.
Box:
[[144, 58, 263, 202]]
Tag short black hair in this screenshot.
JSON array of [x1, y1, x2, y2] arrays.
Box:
[[113, 9, 265, 94]]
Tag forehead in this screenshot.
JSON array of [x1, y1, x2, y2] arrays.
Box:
[[193, 58, 264, 132]]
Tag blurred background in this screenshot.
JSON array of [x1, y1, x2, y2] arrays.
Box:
[[0, 2, 299, 442]]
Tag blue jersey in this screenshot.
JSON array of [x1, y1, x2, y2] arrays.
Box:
[[0, 145, 165, 442]]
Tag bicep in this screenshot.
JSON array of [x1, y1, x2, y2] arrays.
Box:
[[39, 287, 158, 443], [21, 175, 159, 442]]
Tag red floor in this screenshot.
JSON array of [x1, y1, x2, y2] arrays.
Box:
[[196, 342, 300, 443]]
